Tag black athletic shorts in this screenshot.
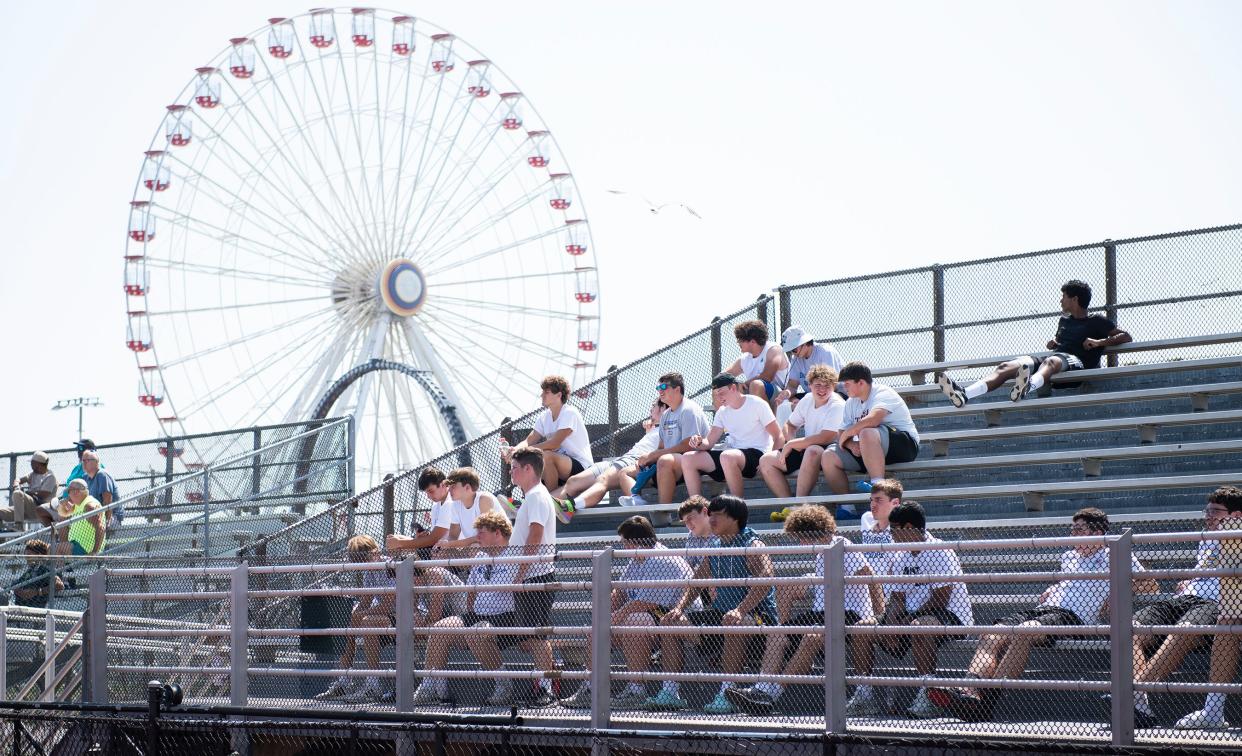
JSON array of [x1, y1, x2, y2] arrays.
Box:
[[705, 448, 765, 481], [995, 605, 1082, 646], [688, 606, 777, 658], [461, 610, 521, 650], [785, 609, 861, 658], [514, 572, 556, 644], [782, 448, 807, 473], [1134, 595, 1219, 653], [879, 606, 963, 656], [557, 458, 585, 485]]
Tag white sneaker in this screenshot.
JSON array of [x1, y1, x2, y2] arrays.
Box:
[[312, 678, 353, 701], [341, 684, 384, 704], [486, 681, 514, 706], [845, 687, 882, 717], [412, 680, 445, 705], [1175, 708, 1229, 730], [561, 684, 593, 709], [1010, 362, 1032, 402], [907, 687, 944, 719], [618, 495, 636, 507], [937, 373, 967, 408]]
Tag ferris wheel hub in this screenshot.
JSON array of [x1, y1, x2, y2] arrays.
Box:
[[378, 258, 427, 317]]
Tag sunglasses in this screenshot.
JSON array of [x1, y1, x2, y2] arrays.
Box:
[[656, 383, 672, 391]]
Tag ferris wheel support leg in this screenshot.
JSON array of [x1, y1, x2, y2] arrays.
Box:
[[349, 313, 393, 427], [400, 317, 482, 440]]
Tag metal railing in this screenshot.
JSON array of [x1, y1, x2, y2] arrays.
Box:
[[81, 527, 1242, 747]]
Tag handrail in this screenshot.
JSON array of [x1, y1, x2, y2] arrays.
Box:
[[1, 417, 351, 556]]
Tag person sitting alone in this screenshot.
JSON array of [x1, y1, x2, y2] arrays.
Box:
[[726, 505, 883, 715], [724, 319, 789, 408], [929, 507, 1155, 722], [681, 373, 783, 498], [506, 375, 593, 523], [8, 540, 64, 608], [555, 401, 663, 520], [758, 365, 845, 498], [2, 451, 57, 526], [937, 279, 1132, 407]]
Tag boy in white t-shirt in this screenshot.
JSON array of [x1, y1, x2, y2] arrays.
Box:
[[823, 361, 920, 497], [554, 401, 663, 521], [724, 319, 790, 408], [848, 501, 972, 720], [758, 365, 844, 498], [385, 468, 454, 554], [433, 467, 504, 552], [507, 375, 594, 506], [681, 373, 784, 497], [727, 505, 883, 715], [930, 507, 1156, 723]]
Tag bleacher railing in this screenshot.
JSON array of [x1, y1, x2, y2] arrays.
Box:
[[86, 527, 1242, 747]]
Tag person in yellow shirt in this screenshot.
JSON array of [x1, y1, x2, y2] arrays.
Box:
[[54, 479, 106, 557]]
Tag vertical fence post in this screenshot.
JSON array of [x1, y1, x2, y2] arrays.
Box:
[[383, 474, 396, 539], [252, 428, 262, 497], [162, 439, 175, 510], [43, 612, 55, 701], [1104, 241, 1119, 368], [932, 265, 946, 363], [590, 548, 613, 729], [777, 286, 792, 336], [755, 294, 768, 326], [0, 613, 7, 699], [88, 570, 107, 704], [230, 562, 249, 707], [396, 557, 415, 712], [710, 317, 723, 377], [6, 456, 15, 503], [823, 539, 847, 734], [499, 417, 514, 495], [202, 468, 212, 560], [1108, 530, 1134, 746], [346, 416, 357, 497], [606, 367, 620, 458]]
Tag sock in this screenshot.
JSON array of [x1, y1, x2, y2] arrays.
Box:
[[718, 681, 735, 695], [661, 680, 680, 696], [756, 681, 783, 699], [1133, 690, 1152, 716], [624, 683, 645, 696], [1028, 374, 1046, 391], [870, 477, 884, 485], [1205, 692, 1226, 719], [573, 496, 587, 510], [964, 381, 989, 399]]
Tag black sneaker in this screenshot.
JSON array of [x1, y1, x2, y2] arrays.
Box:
[[1100, 694, 1159, 729], [1010, 362, 1032, 402], [523, 689, 557, 708], [936, 373, 968, 408], [927, 686, 992, 722], [724, 686, 775, 716]]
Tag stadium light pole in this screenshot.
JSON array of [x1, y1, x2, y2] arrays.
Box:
[[51, 397, 103, 441]]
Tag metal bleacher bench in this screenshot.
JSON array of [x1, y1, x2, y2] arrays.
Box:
[[910, 381, 1242, 423]]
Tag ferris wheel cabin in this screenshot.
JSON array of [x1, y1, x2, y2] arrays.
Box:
[[391, 16, 414, 55], [267, 18, 294, 58], [351, 8, 375, 47]]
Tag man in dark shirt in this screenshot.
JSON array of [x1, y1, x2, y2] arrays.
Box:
[[10, 541, 63, 608], [937, 279, 1131, 407]]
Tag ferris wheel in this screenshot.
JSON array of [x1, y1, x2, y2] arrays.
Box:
[[122, 8, 600, 487]]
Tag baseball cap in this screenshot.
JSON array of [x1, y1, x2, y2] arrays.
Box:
[[31, 451, 49, 465], [74, 438, 97, 451], [781, 325, 814, 353], [710, 372, 744, 390]]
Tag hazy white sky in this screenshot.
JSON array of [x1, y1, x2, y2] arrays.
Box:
[[2, 0, 1240, 460]]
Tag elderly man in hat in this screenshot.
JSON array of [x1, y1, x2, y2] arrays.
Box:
[[1, 452, 58, 525]]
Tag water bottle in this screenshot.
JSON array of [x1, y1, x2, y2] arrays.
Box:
[[498, 436, 510, 461]]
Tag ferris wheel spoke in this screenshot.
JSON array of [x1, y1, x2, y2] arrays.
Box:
[[432, 268, 579, 289], [159, 304, 337, 370], [149, 203, 332, 274], [405, 128, 526, 260], [294, 37, 387, 262], [147, 295, 326, 318], [177, 311, 340, 417], [281, 321, 361, 422], [417, 309, 545, 388], [422, 223, 563, 277], [384, 50, 424, 257], [198, 77, 377, 268], [162, 149, 349, 268], [142, 257, 332, 289], [429, 306, 584, 365], [414, 177, 549, 270], [430, 295, 577, 321], [329, 46, 385, 258]]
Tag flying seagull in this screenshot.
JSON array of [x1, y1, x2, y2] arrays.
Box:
[[606, 189, 702, 218]]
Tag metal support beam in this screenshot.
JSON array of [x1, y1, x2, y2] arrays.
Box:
[[590, 549, 613, 728], [824, 539, 847, 734], [396, 557, 416, 712], [230, 563, 248, 707], [1109, 530, 1135, 746], [88, 571, 107, 703]]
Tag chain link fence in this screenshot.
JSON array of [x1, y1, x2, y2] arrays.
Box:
[[72, 515, 1242, 748], [779, 223, 1242, 387]]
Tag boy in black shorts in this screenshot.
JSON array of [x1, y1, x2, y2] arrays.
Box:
[[681, 373, 783, 498], [937, 279, 1132, 407]]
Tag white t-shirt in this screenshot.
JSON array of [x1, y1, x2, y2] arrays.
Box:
[[467, 559, 519, 616], [511, 483, 557, 578], [620, 428, 661, 465], [809, 536, 875, 622], [860, 512, 893, 571], [712, 394, 777, 451], [841, 383, 920, 445], [886, 534, 973, 625], [1182, 538, 1222, 601], [450, 492, 499, 540], [426, 497, 454, 534], [740, 342, 790, 388], [788, 392, 846, 438], [1044, 547, 1144, 622], [533, 405, 594, 469]]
